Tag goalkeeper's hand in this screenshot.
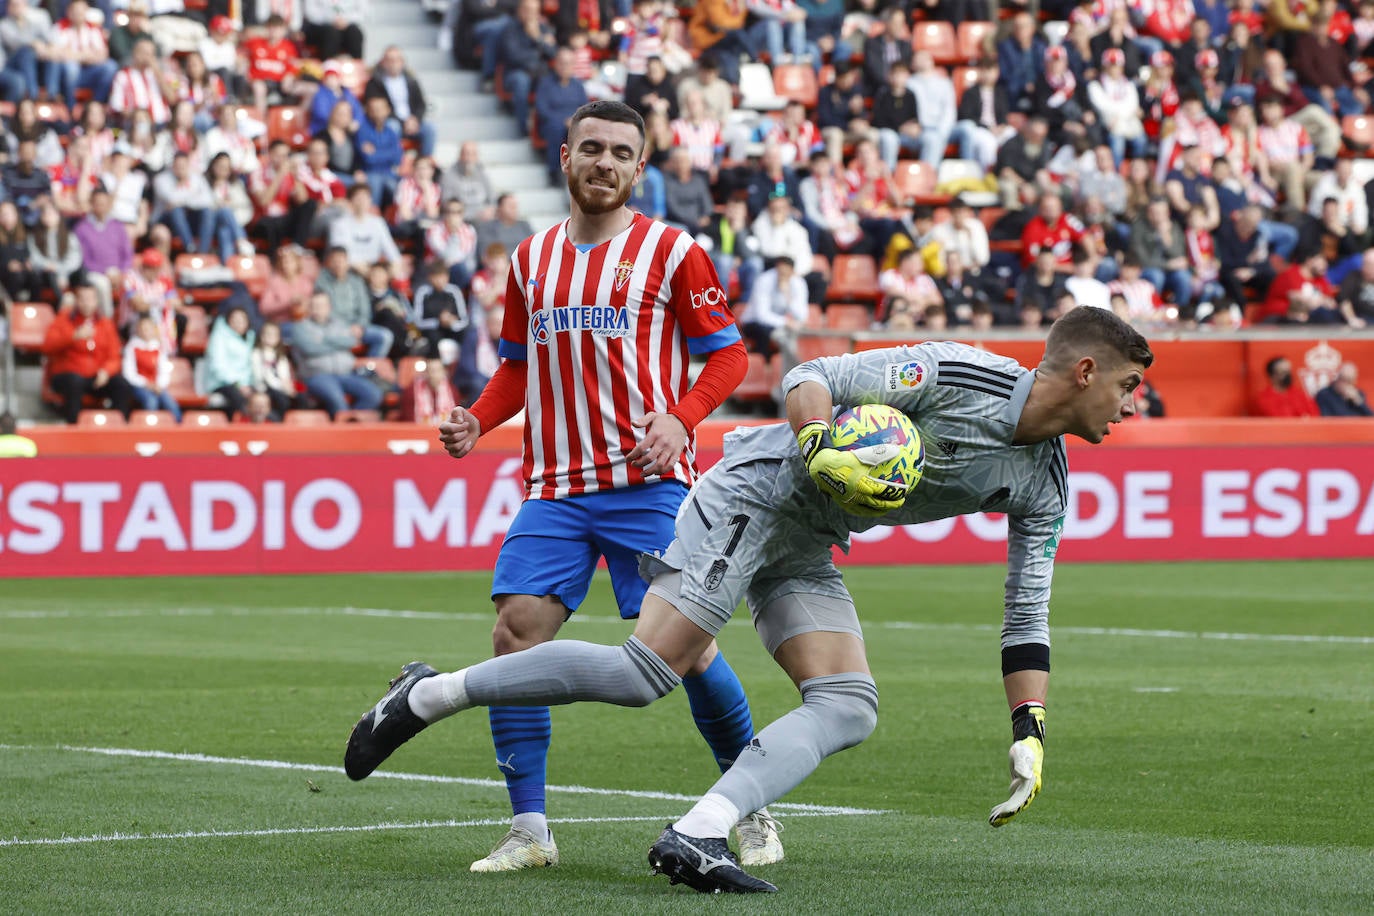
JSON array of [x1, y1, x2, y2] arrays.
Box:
[[989, 702, 1045, 827], [796, 419, 905, 517]]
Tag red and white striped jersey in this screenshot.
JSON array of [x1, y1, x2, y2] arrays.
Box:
[[51, 19, 107, 59], [109, 66, 171, 124], [120, 270, 179, 350], [1257, 119, 1312, 165], [670, 116, 722, 172], [295, 163, 345, 203], [425, 218, 477, 266], [499, 213, 741, 500], [394, 176, 442, 220]]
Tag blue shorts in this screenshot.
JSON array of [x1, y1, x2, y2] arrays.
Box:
[[491, 481, 689, 618]]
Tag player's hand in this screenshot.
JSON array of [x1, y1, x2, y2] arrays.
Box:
[[627, 411, 687, 476], [989, 702, 1045, 827], [796, 419, 905, 516], [438, 406, 481, 459]]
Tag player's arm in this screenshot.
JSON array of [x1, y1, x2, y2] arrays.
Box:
[[438, 265, 528, 459]]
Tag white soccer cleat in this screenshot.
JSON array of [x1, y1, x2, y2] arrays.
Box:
[[469, 826, 560, 872], [734, 809, 784, 866]]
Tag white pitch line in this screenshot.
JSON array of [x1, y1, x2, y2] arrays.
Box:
[[4, 604, 1372, 645], [0, 744, 888, 817]]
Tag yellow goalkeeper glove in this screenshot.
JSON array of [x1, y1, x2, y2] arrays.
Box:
[[989, 702, 1045, 827], [796, 419, 905, 517]]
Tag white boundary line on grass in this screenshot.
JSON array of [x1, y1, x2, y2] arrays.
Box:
[[4, 604, 1373, 645]]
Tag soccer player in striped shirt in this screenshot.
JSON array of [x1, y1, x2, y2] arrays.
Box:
[[347, 307, 1153, 892], [348, 100, 782, 872]]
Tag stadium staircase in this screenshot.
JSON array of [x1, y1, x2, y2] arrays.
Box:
[[363, 0, 571, 231]]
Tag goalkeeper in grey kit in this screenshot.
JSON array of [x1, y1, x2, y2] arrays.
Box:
[[345, 307, 1155, 893]]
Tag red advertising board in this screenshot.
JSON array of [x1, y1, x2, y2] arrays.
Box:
[[1, 444, 1371, 578]]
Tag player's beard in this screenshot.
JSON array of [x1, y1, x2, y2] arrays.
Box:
[[568, 170, 632, 215]]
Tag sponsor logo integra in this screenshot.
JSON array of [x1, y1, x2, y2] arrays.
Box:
[[530, 304, 631, 344]]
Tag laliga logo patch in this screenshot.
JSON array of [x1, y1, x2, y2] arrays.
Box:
[[885, 361, 926, 391], [614, 259, 635, 291]]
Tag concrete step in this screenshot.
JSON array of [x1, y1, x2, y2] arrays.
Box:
[[428, 92, 502, 120], [486, 162, 549, 187], [363, 23, 441, 48]]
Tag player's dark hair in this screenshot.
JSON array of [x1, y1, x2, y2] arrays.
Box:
[[567, 101, 646, 156], [1044, 306, 1154, 371]]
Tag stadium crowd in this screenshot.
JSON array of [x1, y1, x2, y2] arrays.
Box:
[[4, 0, 1374, 424]]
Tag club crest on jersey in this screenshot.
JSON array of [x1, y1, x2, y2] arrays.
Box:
[[614, 259, 635, 291], [529, 305, 630, 344], [704, 558, 729, 591], [885, 361, 927, 390]]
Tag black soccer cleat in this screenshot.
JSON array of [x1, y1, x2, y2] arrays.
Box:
[[344, 661, 438, 780], [648, 825, 778, 894]]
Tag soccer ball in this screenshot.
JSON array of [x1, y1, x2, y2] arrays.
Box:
[[829, 403, 925, 495]]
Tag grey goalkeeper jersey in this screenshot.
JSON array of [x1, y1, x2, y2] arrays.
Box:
[[723, 340, 1068, 648]]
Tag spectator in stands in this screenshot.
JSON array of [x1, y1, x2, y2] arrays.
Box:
[[743, 143, 801, 217], [798, 150, 862, 258], [688, 0, 751, 85], [43, 282, 134, 424], [1021, 191, 1087, 271], [938, 250, 989, 326], [1217, 202, 1278, 305], [740, 254, 807, 359], [29, 200, 84, 301], [498, 0, 558, 137], [122, 314, 182, 421], [291, 291, 385, 417], [119, 247, 181, 345], [642, 107, 675, 170], [862, 7, 911, 98], [816, 60, 872, 166], [677, 57, 744, 156], [671, 88, 723, 179], [45, 0, 117, 110], [1110, 255, 1166, 323], [453, 0, 517, 81], [310, 60, 365, 137], [206, 153, 255, 262], [200, 16, 242, 96], [1298, 195, 1365, 267], [534, 46, 589, 184], [745, 0, 813, 66], [50, 135, 97, 220], [365, 45, 436, 157], [101, 144, 149, 240], [1255, 94, 1315, 216], [442, 141, 496, 220], [625, 55, 679, 121], [425, 198, 479, 288], [1015, 247, 1068, 324], [997, 115, 1053, 210], [393, 154, 443, 249], [250, 140, 314, 252], [0, 0, 51, 102], [906, 51, 956, 167], [315, 99, 362, 189], [73, 102, 115, 175], [303, 0, 366, 61], [1338, 249, 1374, 324], [1034, 45, 1090, 146], [952, 59, 1012, 172], [330, 183, 402, 274], [1089, 48, 1145, 166], [1260, 248, 1343, 324], [752, 188, 822, 300], [0, 202, 39, 301], [1064, 247, 1112, 309], [1256, 49, 1341, 163], [152, 152, 215, 258], [238, 390, 276, 423], [932, 196, 990, 273], [354, 95, 403, 207], [1308, 158, 1368, 239], [998, 12, 1047, 114], [314, 245, 393, 357], [260, 245, 315, 323], [109, 36, 173, 128], [1294, 10, 1368, 116], [365, 260, 417, 359], [1315, 362, 1372, 416], [702, 196, 761, 302], [298, 137, 351, 238], [400, 357, 460, 425], [412, 259, 469, 364], [108, 0, 152, 67], [846, 137, 904, 255], [251, 320, 299, 421], [1254, 355, 1320, 417], [872, 60, 921, 171], [243, 14, 301, 112], [1129, 197, 1193, 309], [6, 100, 64, 173], [203, 106, 261, 179], [661, 146, 714, 232], [453, 302, 503, 405], [879, 247, 941, 324], [468, 243, 508, 318], [1163, 140, 1220, 228], [763, 100, 822, 170], [73, 187, 132, 317], [1183, 203, 1225, 311], [475, 192, 533, 263], [125, 109, 170, 173]]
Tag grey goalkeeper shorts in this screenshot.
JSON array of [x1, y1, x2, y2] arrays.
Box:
[[642, 456, 864, 656]]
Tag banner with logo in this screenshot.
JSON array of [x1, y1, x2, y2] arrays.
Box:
[[1, 445, 1371, 578]]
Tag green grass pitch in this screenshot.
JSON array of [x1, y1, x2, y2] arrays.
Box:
[[1, 561, 1371, 914]]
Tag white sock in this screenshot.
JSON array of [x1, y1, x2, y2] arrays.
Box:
[[672, 793, 741, 840], [407, 669, 469, 723], [512, 812, 550, 842]]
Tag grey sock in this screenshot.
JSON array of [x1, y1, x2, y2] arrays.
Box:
[[463, 635, 681, 708], [705, 673, 879, 819]]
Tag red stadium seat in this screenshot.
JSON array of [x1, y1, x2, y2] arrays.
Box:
[[912, 21, 959, 66], [952, 66, 978, 104], [179, 305, 210, 356], [336, 409, 383, 423], [892, 160, 946, 205], [284, 409, 332, 426], [230, 254, 271, 298], [825, 302, 873, 331], [397, 355, 427, 390], [826, 254, 881, 303], [184, 410, 230, 427], [956, 21, 996, 63], [772, 64, 819, 109], [76, 409, 127, 427], [731, 352, 779, 404], [168, 356, 208, 408], [267, 106, 308, 150], [8, 303, 55, 353], [129, 410, 179, 428], [1342, 114, 1374, 153]]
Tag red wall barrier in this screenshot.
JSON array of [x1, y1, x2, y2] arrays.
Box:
[[2, 442, 1371, 578]]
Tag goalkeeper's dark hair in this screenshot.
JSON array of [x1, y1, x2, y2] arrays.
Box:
[[1043, 307, 1153, 372], [567, 101, 646, 156]]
